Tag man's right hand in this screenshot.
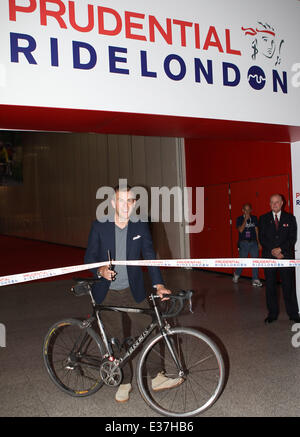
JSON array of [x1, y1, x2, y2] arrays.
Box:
[[271, 247, 284, 259], [97, 265, 117, 281]]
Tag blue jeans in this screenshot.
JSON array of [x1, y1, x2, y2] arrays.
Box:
[[235, 240, 259, 280]]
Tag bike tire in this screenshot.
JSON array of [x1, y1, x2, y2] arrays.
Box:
[[43, 318, 104, 397], [136, 327, 225, 417]]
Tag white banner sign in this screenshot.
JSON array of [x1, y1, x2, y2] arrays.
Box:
[[1, 0, 300, 126], [291, 142, 300, 306]]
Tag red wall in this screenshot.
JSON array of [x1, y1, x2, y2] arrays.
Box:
[[185, 139, 292, 187], [185, 139, 293, 277]]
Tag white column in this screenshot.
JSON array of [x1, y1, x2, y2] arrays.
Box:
[[291, 142, 300, 308]]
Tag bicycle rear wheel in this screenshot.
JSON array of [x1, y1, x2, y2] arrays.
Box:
[[137, 327, 225, 417], [43, 319, 104, 397]]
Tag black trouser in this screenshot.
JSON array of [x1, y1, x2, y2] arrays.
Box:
[[264, 267, 299, 319], [100, 288, 155, 384]]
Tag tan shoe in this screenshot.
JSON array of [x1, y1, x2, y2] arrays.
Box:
[[115, 383, 132, 402], [151, 372, 184, 392]]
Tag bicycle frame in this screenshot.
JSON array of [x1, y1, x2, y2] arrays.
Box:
[[89, 291, 185, 375]]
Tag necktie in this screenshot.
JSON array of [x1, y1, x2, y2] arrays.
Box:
[[275, 214, 279, 231]]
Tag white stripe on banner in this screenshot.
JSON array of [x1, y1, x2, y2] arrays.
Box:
[[1, 258, 300, 287]]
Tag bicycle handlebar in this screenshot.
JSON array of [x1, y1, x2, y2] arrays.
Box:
[[153, 290, 193, 318], [71, 277, 194, 318]]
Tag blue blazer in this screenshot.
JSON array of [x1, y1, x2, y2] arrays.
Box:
[[84, 219, 164, 304]]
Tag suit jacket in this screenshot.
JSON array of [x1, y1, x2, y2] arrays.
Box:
[[84, 219, 164, 304], [258, 210, 297, 259]]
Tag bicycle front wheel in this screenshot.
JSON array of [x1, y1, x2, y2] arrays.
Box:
[[43, 319, 104, 397], [137, 327, 225, 417]]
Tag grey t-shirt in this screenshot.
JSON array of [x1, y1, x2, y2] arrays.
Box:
[[110, 224, 130, 290]]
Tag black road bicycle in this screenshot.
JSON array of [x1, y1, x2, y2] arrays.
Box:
[[43, 278, 226, 417]]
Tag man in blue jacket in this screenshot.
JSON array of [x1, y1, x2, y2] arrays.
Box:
[[85, 184, 182, 402], [233, 203, 263, 287]]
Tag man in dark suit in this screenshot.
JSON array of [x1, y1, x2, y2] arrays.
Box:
[[85, 184, 182, 402], [258, 194, 300, 323]]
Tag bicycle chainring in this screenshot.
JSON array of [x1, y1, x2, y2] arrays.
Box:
[[100, 360, 122, 387]]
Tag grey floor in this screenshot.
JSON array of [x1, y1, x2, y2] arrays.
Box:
[[1, 268, 300, 417]]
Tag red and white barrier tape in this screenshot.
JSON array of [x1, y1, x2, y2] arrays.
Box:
[[1, 258, 300, 287]]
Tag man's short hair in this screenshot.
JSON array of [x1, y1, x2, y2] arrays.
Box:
[[114, 183, 132, 194], [242, 203, 252, 210]]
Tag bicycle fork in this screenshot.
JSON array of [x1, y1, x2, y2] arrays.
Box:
[[152, 298, 185, 378], [161, 330, 185, 378]]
